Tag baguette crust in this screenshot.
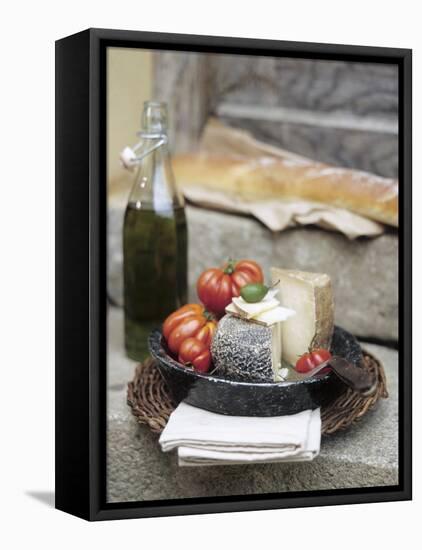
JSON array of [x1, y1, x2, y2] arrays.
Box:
[[173, 154, 398, 227]]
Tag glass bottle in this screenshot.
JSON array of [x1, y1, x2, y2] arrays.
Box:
[[123, 101, 188, 361]]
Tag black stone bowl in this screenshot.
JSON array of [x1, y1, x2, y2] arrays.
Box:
[[148, 326, 363, 417]]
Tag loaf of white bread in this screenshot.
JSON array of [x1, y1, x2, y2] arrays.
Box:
[[173, 153, 398, 227]]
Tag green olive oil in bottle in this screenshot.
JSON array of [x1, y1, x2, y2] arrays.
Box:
[[123, 101, 187, 361]]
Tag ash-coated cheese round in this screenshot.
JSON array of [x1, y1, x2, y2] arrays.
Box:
[[211, 314, 277, 383]]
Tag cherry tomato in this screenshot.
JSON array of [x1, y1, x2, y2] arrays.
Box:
[[178, 337, 212, 373], [295, 348, 332, 374]]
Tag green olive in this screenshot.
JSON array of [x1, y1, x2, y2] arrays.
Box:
[[240, 283, 269, 303]]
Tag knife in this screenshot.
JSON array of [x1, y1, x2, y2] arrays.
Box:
[[295, 355, 377, 396]]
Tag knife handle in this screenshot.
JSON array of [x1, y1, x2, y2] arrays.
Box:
[[329, 356, 377, 396]]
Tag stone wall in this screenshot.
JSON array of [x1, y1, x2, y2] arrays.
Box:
[[108, 197, 398, 343], [153, 52, 398, 177]]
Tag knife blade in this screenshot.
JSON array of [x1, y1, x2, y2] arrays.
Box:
[[295, 355, 377, 396]]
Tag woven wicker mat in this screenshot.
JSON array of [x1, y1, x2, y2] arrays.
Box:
[[127, 350, 388, 436]]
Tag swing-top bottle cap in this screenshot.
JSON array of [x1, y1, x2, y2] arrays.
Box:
[[141, 101, 168, 134], [120, 146, 137, 169]]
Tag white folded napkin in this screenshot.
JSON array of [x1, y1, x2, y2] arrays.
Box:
[[159, 403, 321, 466]]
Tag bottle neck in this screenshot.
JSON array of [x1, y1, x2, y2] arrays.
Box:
[[141, 101, 168, 136], [128, 134, 184, 212]]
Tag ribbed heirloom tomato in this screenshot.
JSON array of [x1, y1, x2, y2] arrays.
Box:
[[162, 304, 217, 355], [178, 337, 211, 373], [197, 259, 264, 317]]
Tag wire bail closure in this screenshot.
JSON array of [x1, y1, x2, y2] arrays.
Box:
[[120, 132, 168, 170]]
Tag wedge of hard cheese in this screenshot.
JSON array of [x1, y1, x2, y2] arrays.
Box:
[[271, 267, 334, 366]]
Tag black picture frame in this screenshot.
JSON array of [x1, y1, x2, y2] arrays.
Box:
[[55, 28, 412, 521]]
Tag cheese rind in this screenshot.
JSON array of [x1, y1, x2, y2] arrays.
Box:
[[211, 314, 283, 383], [271, 267, 334, 366]]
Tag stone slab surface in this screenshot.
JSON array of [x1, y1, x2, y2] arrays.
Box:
[[108, 200, 398, 342], [107, 307, 398, 503]]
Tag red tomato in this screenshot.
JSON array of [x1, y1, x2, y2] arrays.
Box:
[[163, 304, 217, 355], [295, 348, 332, 374], [178, 337, 212, 373], [197, 259, 264, 317]]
